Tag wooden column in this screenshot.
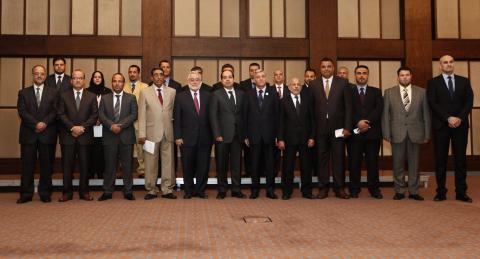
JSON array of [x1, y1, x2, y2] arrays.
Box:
[[309, 0, 338, 71]]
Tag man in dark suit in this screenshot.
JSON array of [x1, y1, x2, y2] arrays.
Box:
[[427, 55, 474, 203], [16, 65, 59, 204], [277, 77, 315, 200], [272, 69, 289, 176], [180, 66, 212, 92], [302, 68, 317, 96], [160, 59, 182, 92], [57, 69, 98, 202], [348, 65, 383, 199], [310, 57, 352, 199], [174, 71, 212, 199], [245, 69, 279, 199], [45, 57, 72, 93], [210, 69, 247, 199], [212, 63, 241, 91], [239, 63, 261, 92], [98, 73, 138, 201]]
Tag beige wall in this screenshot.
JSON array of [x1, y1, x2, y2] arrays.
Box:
[[436, 0, 480, 39]]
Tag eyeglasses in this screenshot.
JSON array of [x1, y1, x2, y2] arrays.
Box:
[[72, 77, 84, 80]]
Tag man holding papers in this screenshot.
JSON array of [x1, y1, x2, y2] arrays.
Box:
[[138, 68, 177, 200], [98, 73, 138, 201]]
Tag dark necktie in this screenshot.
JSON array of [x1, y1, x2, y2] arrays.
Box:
[[227, 90, 235, 106], [277, 86, 282, 99], [56, 75, 62, 89], [75, 91, 81, 110], [258, 89, 264, 108], [157, 88, 163, 105], [131, 82, 136, 93], [294, 95, 301, 116], [193, 92, 200, 115], [252, 82, 256, 90], [114, 94, 121, 122], [35, 87, 41, 108], [359, 87, 365, 106], [447, 76, 454, 98]]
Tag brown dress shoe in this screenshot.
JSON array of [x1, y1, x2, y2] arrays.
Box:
[[58, 193, 73, 202], [335, 190, 350, 199], [80, 193, 94, 201], [316, 189, 328, 199]]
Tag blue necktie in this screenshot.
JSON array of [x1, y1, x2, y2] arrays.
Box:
[[447, 76, 454, 98], [257, 89, 263, 108]]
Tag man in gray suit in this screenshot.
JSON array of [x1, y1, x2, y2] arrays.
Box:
[[98, 73, 138, 201], [382, 66, 431, 201]]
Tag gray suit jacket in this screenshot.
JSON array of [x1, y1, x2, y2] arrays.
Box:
[[98, 92, 138, 145], [382, 85, 431, 144], [209, 88, 246, 143]]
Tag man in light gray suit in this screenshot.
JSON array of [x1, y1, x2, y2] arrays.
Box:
[[382, 66, 431, 201], [98, 73, 138, 201]]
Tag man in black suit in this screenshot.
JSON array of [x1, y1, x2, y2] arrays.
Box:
[[272, 69, 289, 177], [45, 57, 72, 93], [245, 69, 279, 199], [210, 69, 247, 199], [212, 64, 241, 91], [277, 78, 315, 200], [348, 65, 383, 199], [174, 71, 212, 199], [16, 65, 59, 204], [302, 68, 317, 95], [98, 73, 138, 201], [239, 63, 261, 92], [180, 66, 212, 92], [427, 55, 474, 203], [160, 59, 182, 92], [57, 69, 98, 202], [310, 57, 352, 199]]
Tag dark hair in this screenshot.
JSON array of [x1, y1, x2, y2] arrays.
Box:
[[89, 71, 105, 87], [249, 62, 261, 69], [354, 65, 369, 73], [52, 57, 66, 65], [150, 67, 164, 76], [397, 66, 412, 76], [320, 57, 334, 65], [221, 69, 234, 79], [112, 72, 125, 83], [159, 59, 171, 66], [304, 68, 316, 74], [191, 66, 203, 74], [221, 63, 234, 72], [129, 65, 140, 73]]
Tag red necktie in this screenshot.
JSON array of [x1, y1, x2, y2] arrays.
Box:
[[157, 88, 163, 105], [193, 92, 200, 115]]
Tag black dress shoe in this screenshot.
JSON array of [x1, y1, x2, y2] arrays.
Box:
[[16, 197, 32, 204], [196, 193, 208, 199], [216, 192, 226, 199], [456, 194, 473, 203], [302, 193, 315, 199], [183, 193, 193, 199], [393, 193, 405, 200], [316, 189, 328, 199], [98, 193, 113, 201], [144, 193, 158, 200], [408, 194, 424, 201], [231, 192, 246, 198], [434, 193, 446, 201], [58, 193, 73, 202], [40, 196, 52, 203], [161, 193, 177, 199], [349, 193, 359, 199], [249, 191, 259, 199], [266, 192, 278, 199], [282, 194, 291, 200], [335, 190, 350, 199], [124, 193, 135, 200], [371, 193, 383, 199]]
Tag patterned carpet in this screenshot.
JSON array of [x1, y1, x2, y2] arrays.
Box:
[[0, 176, 479, 258]]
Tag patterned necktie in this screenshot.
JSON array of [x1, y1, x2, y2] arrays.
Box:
[[193, 92, 200, 115], [295, 95, 301, 116], [56, 75, 62, 89], [258, 89, 264, 108], [157, 88, 163, 105], [277, 86, 282, 99], [131, 82, 136, 93], [402, 87, 410, 112], [359, 87, 365, 106], [35, 87, 41, 108], [75, 91, 81, 110], [447, 75, 454, 98], [325, 79, 330, 99], [114, 94, 121, 122]]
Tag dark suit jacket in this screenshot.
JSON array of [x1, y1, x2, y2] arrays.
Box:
[[427, 74, 474, 130], [209, 88, 246, 143], [245, 87, 279, 145], [239, 79, 270, 92], [310, 76, 353, 136], [17, 86, 59, 145], [278, 92, 315, 146], [98, 92, 138, 145], [180, 83, 212, 93], [45, 74, 72, 93], [350, 85, 383, 140], [212, 82, 240, 92], [57, 89, 98, 145], [167, 78, 182, 92], [174, 90, 212, 147]]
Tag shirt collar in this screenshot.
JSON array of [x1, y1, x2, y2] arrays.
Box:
[[442, 73, 454, 80], [322, 76, 334, 82], [73, 88, 84, 94], [224, 87, 234, 94], [55, 73, 65, 78], [400, 84, 411, 90], [34, 83, 44, 89], [113, 91, 124, 97], [154, 83, 164, 90], [290, 93, 300, 99]]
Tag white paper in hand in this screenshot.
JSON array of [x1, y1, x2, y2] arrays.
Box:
[[143, 140, 155, 154], [334, 128, 344, 138], [93, 125, 103, 137]]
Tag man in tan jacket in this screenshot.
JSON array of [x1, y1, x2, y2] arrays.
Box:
[[123, 65, 149, 178], [138, 67, 177, 200]]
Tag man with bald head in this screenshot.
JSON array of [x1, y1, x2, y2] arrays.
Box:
[[427, 55, 474, 203], [337, 66, 350, 81], [277, 78, 315, 200], [57, 69, 98, 202]]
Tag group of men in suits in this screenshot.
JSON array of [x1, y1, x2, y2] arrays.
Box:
[[16, 54, 474, 204]]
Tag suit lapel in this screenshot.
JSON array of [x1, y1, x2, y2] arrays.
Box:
[[409, 86, 420, 114], [120, 93, 129, 119], [221, 89, 235, 112], [29, 87, 39, 111]]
